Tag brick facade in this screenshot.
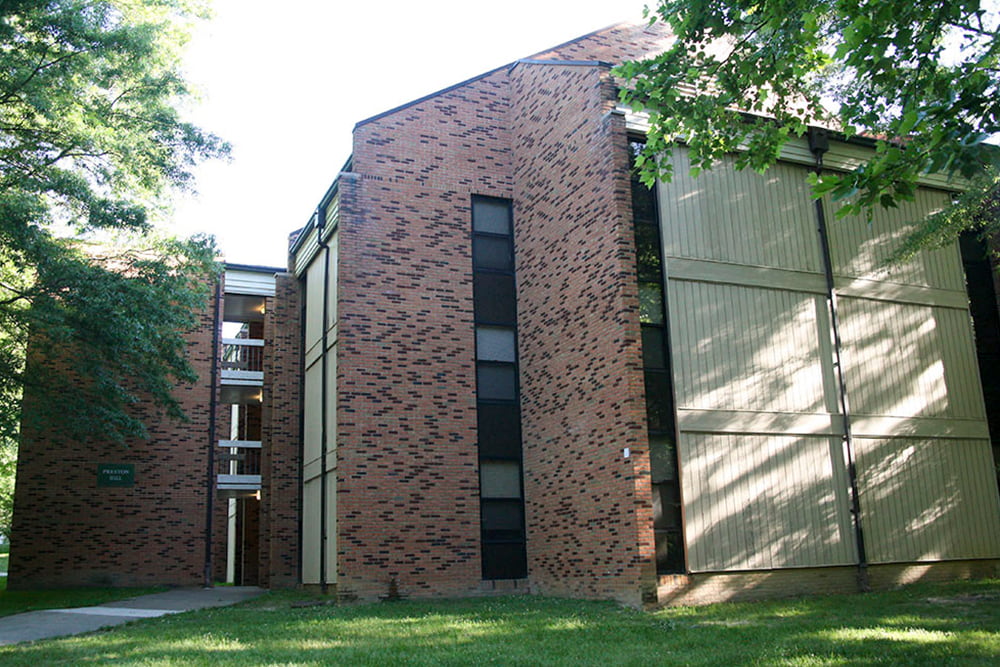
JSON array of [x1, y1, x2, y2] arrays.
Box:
[[260, 274, 303, 587], [10, 20, 999, 606], [509, 60, 655, 606], [332, 68, 516, 599], [311, 21, 678, 604], [9, 299, 218, 589]]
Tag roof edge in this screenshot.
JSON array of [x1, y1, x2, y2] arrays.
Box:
[[522, 20, 640, 60], [224, 262, 287, 274], [354, 21, 636, 131], [354, 64, 511, 130]]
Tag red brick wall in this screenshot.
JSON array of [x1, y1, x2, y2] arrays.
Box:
[[9, 298, 219, 589], [326, 21, 673, 603], [333, 69, 515, 600], [260, 275, 302, 587], [528, 20, 674, 64], [509, 60, 655, 607]]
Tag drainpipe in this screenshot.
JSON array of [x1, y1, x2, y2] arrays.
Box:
[[204, 276, 223, 588], [315, 209, 332, 595], [808, 127, 870, 591]]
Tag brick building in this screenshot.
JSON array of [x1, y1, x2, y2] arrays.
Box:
[[10, 21, 1000, 606]]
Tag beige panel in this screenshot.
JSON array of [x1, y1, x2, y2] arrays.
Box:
[[656, 146, 993, 575], [838, 298, 986, 421], [825, 188, 962, 290], [324, 194, 340, 233], [834, 276, 968, 310], [681, 432, 856, 572], [324, 479, 337, 584], [665, 257, 827, 295], [677, 408, 842, 436], [657, 148, 822, 273], [293, 226, 320, 277], [852, 415, 989, 440], [326, 232, 339, 332], [624, 111, 967, 191], [856, 438, 1000, 563], [304, 257, 325, 358], [668, 281, 834, 415], [303, 361, 322, 481], [301, 478, 321, 584], [325, 346, 337, 473]]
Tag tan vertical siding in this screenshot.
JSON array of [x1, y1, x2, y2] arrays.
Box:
[[658, 147, 849, 573], [325, 233, 339, 331], [301, 477, 321, 584], [298, 239, 338, 585], [682, 433, 856, 571], [825, 189, 961, 289], [304, 259, 325, 363], [657, 144, 1000, 574], [660, 150, 821, 272], [301, 359, 322, 584], [302, 362, 322, 479], [668, 281, 829, 414], [838, 299, 985, 421], [857, 438, 1000, 562]]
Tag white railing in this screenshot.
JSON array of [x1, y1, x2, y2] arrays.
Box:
[[221, 338, 264, 382]]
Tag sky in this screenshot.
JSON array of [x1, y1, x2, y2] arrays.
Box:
[[174, 0, 652, 268]]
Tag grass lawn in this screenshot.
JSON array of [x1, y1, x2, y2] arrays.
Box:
[[0, 579, 997, 665]]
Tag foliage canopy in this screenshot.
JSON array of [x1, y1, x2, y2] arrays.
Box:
[[616, 0, 1000, 251], [0, 0, 226, 446]]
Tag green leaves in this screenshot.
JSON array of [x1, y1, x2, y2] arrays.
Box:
[[19, 232, 220, 445], [616, 0, 1000, 244], [0, 1, 226, 445]]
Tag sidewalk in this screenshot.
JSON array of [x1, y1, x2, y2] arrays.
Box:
[[0, 586, 265, 645]]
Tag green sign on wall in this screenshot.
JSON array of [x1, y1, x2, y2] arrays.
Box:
[[97, 463, 134, 487]]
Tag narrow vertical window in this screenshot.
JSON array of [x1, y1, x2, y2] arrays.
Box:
[[472, 195, 527, 580], [630, 139, 684, 574]]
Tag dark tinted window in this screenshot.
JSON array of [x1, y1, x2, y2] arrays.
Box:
[[641, 326, 666, 369], [482, 542, 527, 579], [474, 273, 516, 324], [649, 434, 677, 483], [477, 363, 516, 401], [481, 500, 524, 540], [635, 222, 662, 281], [638, 282, 664, 325], [644, 370, 674, 432], [473, 236, 513, 271], [473, 198, 511, 234], [477, 402, 521, 458]]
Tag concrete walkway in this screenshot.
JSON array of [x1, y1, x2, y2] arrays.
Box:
[[0, 586, 265, 645]]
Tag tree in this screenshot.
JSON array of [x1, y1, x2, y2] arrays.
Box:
[[0, 0, 227, 447], [616, 0, 1000, 255]]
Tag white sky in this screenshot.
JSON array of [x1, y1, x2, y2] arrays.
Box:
[[173, 0, 651, 268]]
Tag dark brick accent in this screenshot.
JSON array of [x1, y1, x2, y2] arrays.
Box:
[[260, 274, 303, 587], [508, 60, 655, 607], [333, 69, 515, 600]]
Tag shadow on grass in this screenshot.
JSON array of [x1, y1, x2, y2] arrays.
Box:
[[0, 580, 997, 665]]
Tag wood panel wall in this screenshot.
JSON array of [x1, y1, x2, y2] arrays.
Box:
[[657, 146, 1000, 573]]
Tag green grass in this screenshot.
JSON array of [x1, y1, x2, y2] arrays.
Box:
[[0, 580, 166, 618], [0, 579, 998, 665]]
